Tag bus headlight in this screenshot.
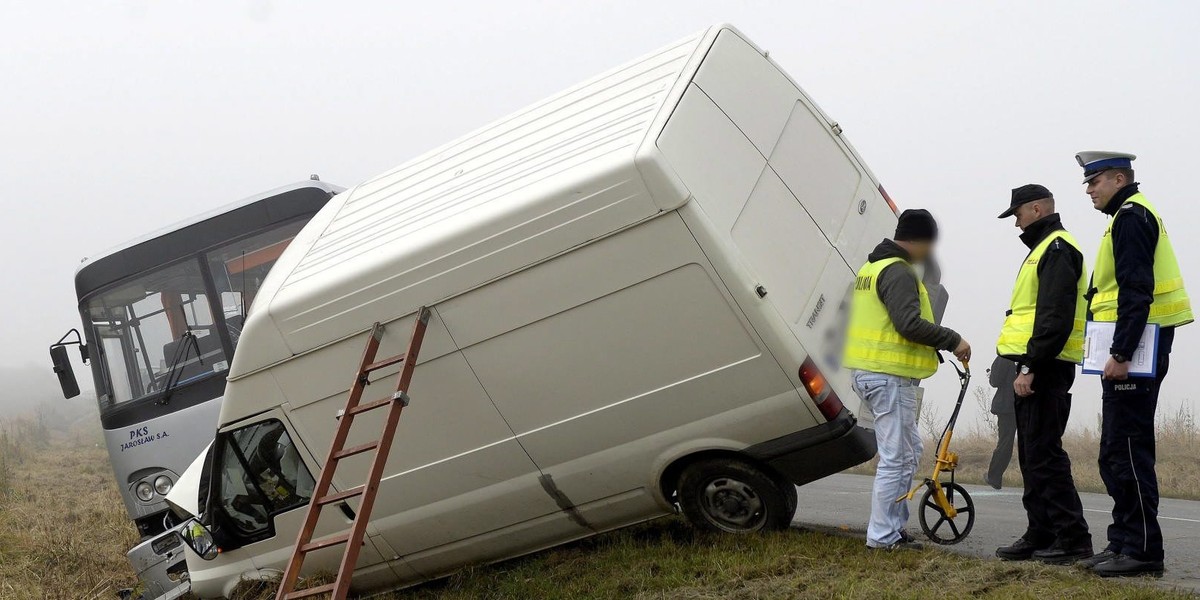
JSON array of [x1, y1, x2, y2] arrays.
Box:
[[154, 475, 173, 496], [135, 481, 154, 502]]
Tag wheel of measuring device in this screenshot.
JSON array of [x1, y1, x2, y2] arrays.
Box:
[[918, 482, 975, 544]]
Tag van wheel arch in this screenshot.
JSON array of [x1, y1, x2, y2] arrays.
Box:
[[658, 450, 797, 516]]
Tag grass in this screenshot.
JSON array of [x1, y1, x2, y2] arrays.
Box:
[[0, 407, 1193, 600], [851, 387, 1200, 500], [223, 518, 1190, 600], [0, 416, 141, 599]]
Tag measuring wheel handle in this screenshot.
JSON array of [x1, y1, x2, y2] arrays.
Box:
[[917, 481, 975, 545]]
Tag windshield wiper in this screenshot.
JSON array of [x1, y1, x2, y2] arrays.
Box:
[[159, 306, 204, 405]]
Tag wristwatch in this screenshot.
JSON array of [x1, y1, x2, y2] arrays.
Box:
[[1112, 354, 1129, 364], [1018, 364, 1032, 376]]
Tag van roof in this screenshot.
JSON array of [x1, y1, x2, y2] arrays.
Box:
[[229, 26, 743, 377]]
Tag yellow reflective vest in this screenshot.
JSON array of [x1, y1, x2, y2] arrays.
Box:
[[1091, 194, 1193, 327], [995, 230, 1087, 363], [844, 256, 939, 379]]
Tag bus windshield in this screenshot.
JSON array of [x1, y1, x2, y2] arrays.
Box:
[[87, 259, 228, 405]]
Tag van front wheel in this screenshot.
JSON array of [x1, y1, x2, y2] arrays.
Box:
[[677, 459, 796, 534]]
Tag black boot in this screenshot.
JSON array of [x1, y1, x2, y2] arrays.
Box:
[[1076, 549, 1118, 569], [1032, 539, 1093, 565], [996, 537, 1049, 561], [1093, 555, 1164, 578]]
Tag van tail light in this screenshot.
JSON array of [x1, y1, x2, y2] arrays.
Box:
[[878, 185, 899, 215], [799, 358, 844, 421]]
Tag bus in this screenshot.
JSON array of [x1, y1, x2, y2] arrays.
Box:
[[49, 179, 341, 599]]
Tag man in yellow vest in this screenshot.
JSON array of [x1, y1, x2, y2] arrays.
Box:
[[993, 184, 1093, 564], [1074, 151, 1191, 578], [844, 209, 971, 550]]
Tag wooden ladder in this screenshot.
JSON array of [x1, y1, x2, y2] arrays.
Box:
[[275, 307, 432, 600]]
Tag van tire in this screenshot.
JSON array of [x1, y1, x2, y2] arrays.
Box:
[[676, 458, 796, 534]]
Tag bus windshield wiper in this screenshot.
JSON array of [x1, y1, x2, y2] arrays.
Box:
[[159, 305, 204, 405]]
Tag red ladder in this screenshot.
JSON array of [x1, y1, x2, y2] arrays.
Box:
[[275, 307, 432, 600]]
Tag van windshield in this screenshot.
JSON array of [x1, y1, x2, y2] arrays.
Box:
[[213, 419, 313, 541], [86, 259, 227, 405]]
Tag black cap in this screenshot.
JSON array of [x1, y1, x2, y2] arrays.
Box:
[[895, 209, 938, 242], [998, 184, 1052, 218]]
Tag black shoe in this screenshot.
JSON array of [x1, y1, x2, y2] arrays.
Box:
[[898, 530, 920, 544], [1032, 542, 1093, 565], [1093, 554, 1164, 578], [1076, 549, 1118, 569], [996, 537, 1049, 561]]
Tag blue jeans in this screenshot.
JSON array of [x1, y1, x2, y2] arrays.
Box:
[[852, 369, 923, 547]]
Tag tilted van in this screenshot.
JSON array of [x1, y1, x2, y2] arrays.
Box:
[[172, 24, 921, 597]]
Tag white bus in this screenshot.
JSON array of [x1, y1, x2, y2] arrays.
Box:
[[50, 180, 341, 599], [172, 25, 946, 598]]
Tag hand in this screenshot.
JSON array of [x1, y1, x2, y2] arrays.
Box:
[[953, 338, 972, 363], [1103, 357, 1130, 381], [1013, 372, 1034, 397]]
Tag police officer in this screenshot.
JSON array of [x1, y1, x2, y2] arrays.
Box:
[[1073, 152, 1192, 577], [844, 209, 971, 550], [993, 184, 1093, 564]]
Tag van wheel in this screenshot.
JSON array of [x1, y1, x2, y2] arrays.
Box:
[[676, 458, 796, 534]]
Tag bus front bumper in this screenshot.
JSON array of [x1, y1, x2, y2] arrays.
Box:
[[126, 524, 191, 600]]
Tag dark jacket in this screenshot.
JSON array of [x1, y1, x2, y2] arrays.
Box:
[[1002, 213, 1084, 371], [988, 355, 1017, 415], [869, 239, 962, 351], [1095, 183, 1176, 356]]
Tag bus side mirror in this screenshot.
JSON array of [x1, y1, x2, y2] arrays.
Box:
[[180, 518, 220, 560], [50, 345, 80, 399]]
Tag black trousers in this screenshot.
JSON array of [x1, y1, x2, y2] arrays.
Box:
[[987, 411, 1017, 485], [1014, 360, 1090, 546], [1099, 353, 1169, 561]]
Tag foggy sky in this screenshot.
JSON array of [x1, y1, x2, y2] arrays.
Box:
[[3, 1, 1198, 428]]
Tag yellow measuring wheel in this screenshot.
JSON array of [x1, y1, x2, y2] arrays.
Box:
[[897, 358, 975, 545]]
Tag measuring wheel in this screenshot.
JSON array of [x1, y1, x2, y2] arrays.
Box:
[[918, 481, 975, 545]]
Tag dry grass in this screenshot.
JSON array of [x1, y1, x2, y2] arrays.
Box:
[[853, 388, 1200, 500], [223, 519, 1189, 600], [0, 417, 141, 599]]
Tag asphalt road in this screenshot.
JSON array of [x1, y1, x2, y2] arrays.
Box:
[[792, 473, 1200, 593]]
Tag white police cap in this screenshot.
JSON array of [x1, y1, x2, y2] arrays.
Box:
[[1075, 151, 1136, 183]]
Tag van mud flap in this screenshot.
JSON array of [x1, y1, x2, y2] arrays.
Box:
[[745, 408, 876, 487]]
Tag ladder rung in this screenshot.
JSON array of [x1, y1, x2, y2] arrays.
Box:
[[363, 353, 405, 374], [346, 397, 392, 416], [332, 441, 378, 460], [284, 583, 335, 599], [299, 532, 351, 554], [316, 485, 365, 507]]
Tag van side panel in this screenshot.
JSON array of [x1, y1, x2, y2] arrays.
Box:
[[273, 313, 565, 570], [441, 214, 809, 523]]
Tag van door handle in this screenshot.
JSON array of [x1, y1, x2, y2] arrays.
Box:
[[755, 285, 768, 298]]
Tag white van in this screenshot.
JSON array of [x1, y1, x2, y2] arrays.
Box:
[[172, 24, 914, 598]]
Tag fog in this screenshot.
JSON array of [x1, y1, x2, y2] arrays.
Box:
[[2, 2, 1198, 429]]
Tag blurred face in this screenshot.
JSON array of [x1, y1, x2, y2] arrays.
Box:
[[1012, 199, 1048, 231], [905, 239, 934, 263], [1086, 171, 1124, 211]]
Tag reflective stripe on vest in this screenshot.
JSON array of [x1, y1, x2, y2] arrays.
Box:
[[995, 230, 1087, 362], [1091, 194, 1193, 326], [843, 256, 939, 379]]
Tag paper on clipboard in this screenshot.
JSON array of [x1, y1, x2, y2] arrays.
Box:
[[1081, 321, 1159, 377]]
